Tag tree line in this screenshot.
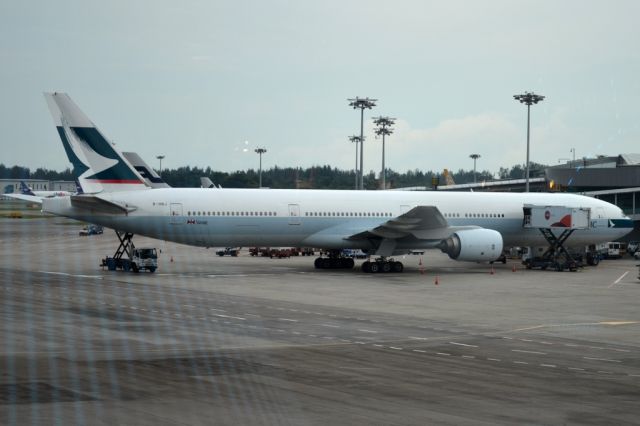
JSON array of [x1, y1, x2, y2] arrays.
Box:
[[0, 162, 548, 189]]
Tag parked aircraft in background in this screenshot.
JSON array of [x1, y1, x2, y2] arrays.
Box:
[[20, 181, 72, 198], [201, 177, 222, 189], [39, 92, 634, 272]]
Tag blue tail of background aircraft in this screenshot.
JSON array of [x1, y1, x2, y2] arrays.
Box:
[[19, 181, 35, 196]]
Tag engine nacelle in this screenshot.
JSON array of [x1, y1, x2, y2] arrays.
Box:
[[438, 229, 503, 262]]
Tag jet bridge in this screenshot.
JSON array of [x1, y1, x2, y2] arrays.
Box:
[[522, 205, 591, 271]]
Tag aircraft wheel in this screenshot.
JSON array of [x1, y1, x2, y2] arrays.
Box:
[[382, 262, 392, 273], [369, 262, 380, 273], [362, 261, 371, 273], [392, 261, 403, 273], [314, 258, 323, 269], [340, 258, 354, 269]]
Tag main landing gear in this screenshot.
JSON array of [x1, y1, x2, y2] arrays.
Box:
[[314, 250, 355, 269], [362, 258, 404, 273]]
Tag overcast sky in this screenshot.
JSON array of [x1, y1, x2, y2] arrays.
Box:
[[1, 1, 638, 177]]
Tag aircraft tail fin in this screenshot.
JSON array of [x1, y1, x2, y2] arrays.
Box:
[[200, 177, 215, 188], [44, 92, 149, 194], [19, 181, 35, 196], [74, 180, 83, 195]]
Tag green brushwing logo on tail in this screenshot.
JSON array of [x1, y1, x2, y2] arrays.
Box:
[[57, 126, 142, 183]]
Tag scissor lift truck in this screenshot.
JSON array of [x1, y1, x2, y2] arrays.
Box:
[[522, 205, 591, 272], [101, 231, 158, 273]]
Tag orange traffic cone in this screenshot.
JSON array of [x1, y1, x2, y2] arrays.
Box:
[[419, 257, 425, 275], [434, 275, 439, 285], [490, 265, 495, 275], [512, 264, 517, 272]]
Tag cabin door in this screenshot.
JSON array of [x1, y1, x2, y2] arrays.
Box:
[[288, 204, 301, 225], [170, 203, 184, 224]]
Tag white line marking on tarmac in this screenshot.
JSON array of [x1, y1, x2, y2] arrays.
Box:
[[244, 313, 260, 317], [212, 314, 246, 320], [449, 342, 478, 348], [513, 361, 528, 365], [210, 308, 226, 312], [321, 324, 340, 328], [278, 318, 298, 322], [568, 367, 585, 371], [540, 364, 556, 368], [512, 349, 547, 355], [409, 336, 428, 341], [487, 358, 501, 362], [373, 344, 384, 348], [436, 352, 451, 356], [389, 347, 403, 350], [358, 329, 378, 333], [583, 356, 621, 363], [413, 349, 426, 353], [608, 271, 629, 288], [462, 355, 475, 359]]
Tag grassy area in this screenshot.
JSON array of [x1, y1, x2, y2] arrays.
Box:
[[0, 199, 46, 219]]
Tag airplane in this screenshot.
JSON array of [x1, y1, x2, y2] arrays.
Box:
[[122, 152, 171, 189], [201, 177, 222, 189], [38, 92, 634, 272], [4, 180, 75, 203], [20, 180, 72, 198]]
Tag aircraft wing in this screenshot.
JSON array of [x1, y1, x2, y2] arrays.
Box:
[[70, 195, 136, 215], [347, 206, 449, 240], [346, 206, 479, 255], [3, 193, 43, 204]]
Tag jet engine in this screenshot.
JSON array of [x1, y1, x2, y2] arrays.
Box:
[[438, 229, 503, 262]]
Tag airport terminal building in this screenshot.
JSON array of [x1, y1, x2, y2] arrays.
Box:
[[0, 178, 76, 197]]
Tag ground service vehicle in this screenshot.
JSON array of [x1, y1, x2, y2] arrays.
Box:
[[605, 242, 624, 259], [216, 247, 239, 257], [102, 247, 157, 273], [79, 224, 103, 236]]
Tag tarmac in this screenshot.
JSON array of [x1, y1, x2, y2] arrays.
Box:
[[1, 216, 640, 425]]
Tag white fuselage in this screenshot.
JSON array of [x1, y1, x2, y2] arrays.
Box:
[[43, 188, 632, 252]]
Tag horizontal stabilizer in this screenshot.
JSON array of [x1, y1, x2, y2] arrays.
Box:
[[3, 193, 43, 204], [70, 195, 136, 215]]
